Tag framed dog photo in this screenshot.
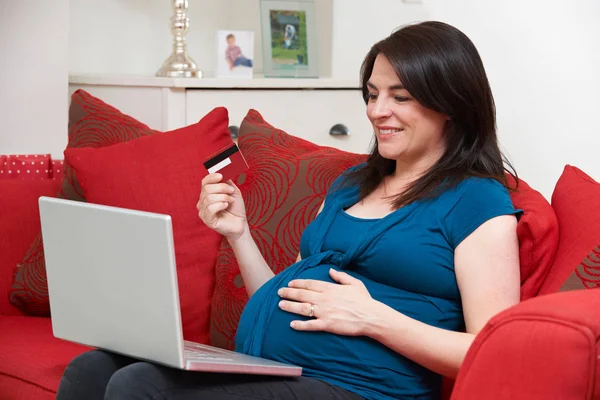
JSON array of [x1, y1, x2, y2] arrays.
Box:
[[259, 0, 318, 78], [215, 30, 255, 78]]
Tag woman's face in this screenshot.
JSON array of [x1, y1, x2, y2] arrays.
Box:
[[366, 54, 448, 167]]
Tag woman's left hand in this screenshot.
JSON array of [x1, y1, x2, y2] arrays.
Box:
[[277, 268, 378, 336]]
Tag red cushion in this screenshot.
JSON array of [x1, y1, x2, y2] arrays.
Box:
[[0, 179, 61, 316], [451, 288, 600, 400], [540, 166, 600, 294], [64, 107, 232, 344], [0, 316, 89, 398], [0, 154, 53, 180], [210, 109, 367, 349], [507, 175, 559, 300]]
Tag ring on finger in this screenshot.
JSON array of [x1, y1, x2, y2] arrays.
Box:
[[308, 304, 315, 318]]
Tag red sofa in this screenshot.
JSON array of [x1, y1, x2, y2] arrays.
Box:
[[1, 100, 599, 399], [2, 160, 599, 400]]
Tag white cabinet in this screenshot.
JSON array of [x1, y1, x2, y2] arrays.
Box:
[[69, 75, 374, 154], [186, 89, 373, 154]]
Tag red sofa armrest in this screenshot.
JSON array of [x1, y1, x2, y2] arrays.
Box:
[[451, 289, 600, 400]]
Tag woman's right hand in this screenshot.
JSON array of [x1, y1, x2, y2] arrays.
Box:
[[197, 173, 247, 240]]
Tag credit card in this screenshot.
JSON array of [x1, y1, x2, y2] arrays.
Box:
[[203, 143, 249, 183]]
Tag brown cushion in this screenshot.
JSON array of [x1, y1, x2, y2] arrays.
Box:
[[209, 109, 367, 349]]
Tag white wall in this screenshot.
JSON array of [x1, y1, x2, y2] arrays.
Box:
[[330, 0, 436, 79], [434, 0, 600, 199], [0, 0, 69, 158]]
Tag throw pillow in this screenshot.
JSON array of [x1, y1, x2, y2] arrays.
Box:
[[64, 106, 232, 344], [540, 165, 600, 294], [210, 109, 367, 350], [10, 89, 158, 316], [1, 179, 62, 316], [506, 175, 559, 300]]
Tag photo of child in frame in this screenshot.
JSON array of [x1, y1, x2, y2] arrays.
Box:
[[216, 30, 254, 78]]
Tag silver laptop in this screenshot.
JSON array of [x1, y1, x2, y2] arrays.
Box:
[[39, 196, 301, 376]]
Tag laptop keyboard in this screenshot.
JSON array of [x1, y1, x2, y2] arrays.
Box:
[[182, 340, 303, 376], [183, 349, 234, 362], [183, 341, 235, 362]]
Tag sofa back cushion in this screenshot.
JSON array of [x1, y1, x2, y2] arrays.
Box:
[[209, 109, 367, 349], [539, 165, 600, 294], [64, 107, 232, 344], [10, 89, 158, 316], [0, 154, 53, 180], [0, 179, 61, 316]]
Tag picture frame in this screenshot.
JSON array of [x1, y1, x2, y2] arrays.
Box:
[[215, 30, 255, 78], [259, 0, 318, 78]]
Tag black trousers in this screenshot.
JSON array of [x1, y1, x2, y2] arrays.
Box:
[[57, 350, 365, 400]]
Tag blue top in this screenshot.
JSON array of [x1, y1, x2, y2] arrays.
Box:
[[235, 165, 519, 400]]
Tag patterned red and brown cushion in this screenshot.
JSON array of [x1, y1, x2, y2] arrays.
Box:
[[10, 89, 158, 316], [560, 246, 600, 291], [539, 165, 600, 294], [209, 109, 367, 350]]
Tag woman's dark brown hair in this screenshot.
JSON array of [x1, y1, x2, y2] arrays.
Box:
[[346, 21, 517, 208]]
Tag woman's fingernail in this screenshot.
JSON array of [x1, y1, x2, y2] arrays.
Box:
[[278, 301, 284, 308], [277, 289, 283, 296]]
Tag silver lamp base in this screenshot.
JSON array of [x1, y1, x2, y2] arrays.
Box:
[[156, 0, 202, 79], [156, 53, 202, 78]]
